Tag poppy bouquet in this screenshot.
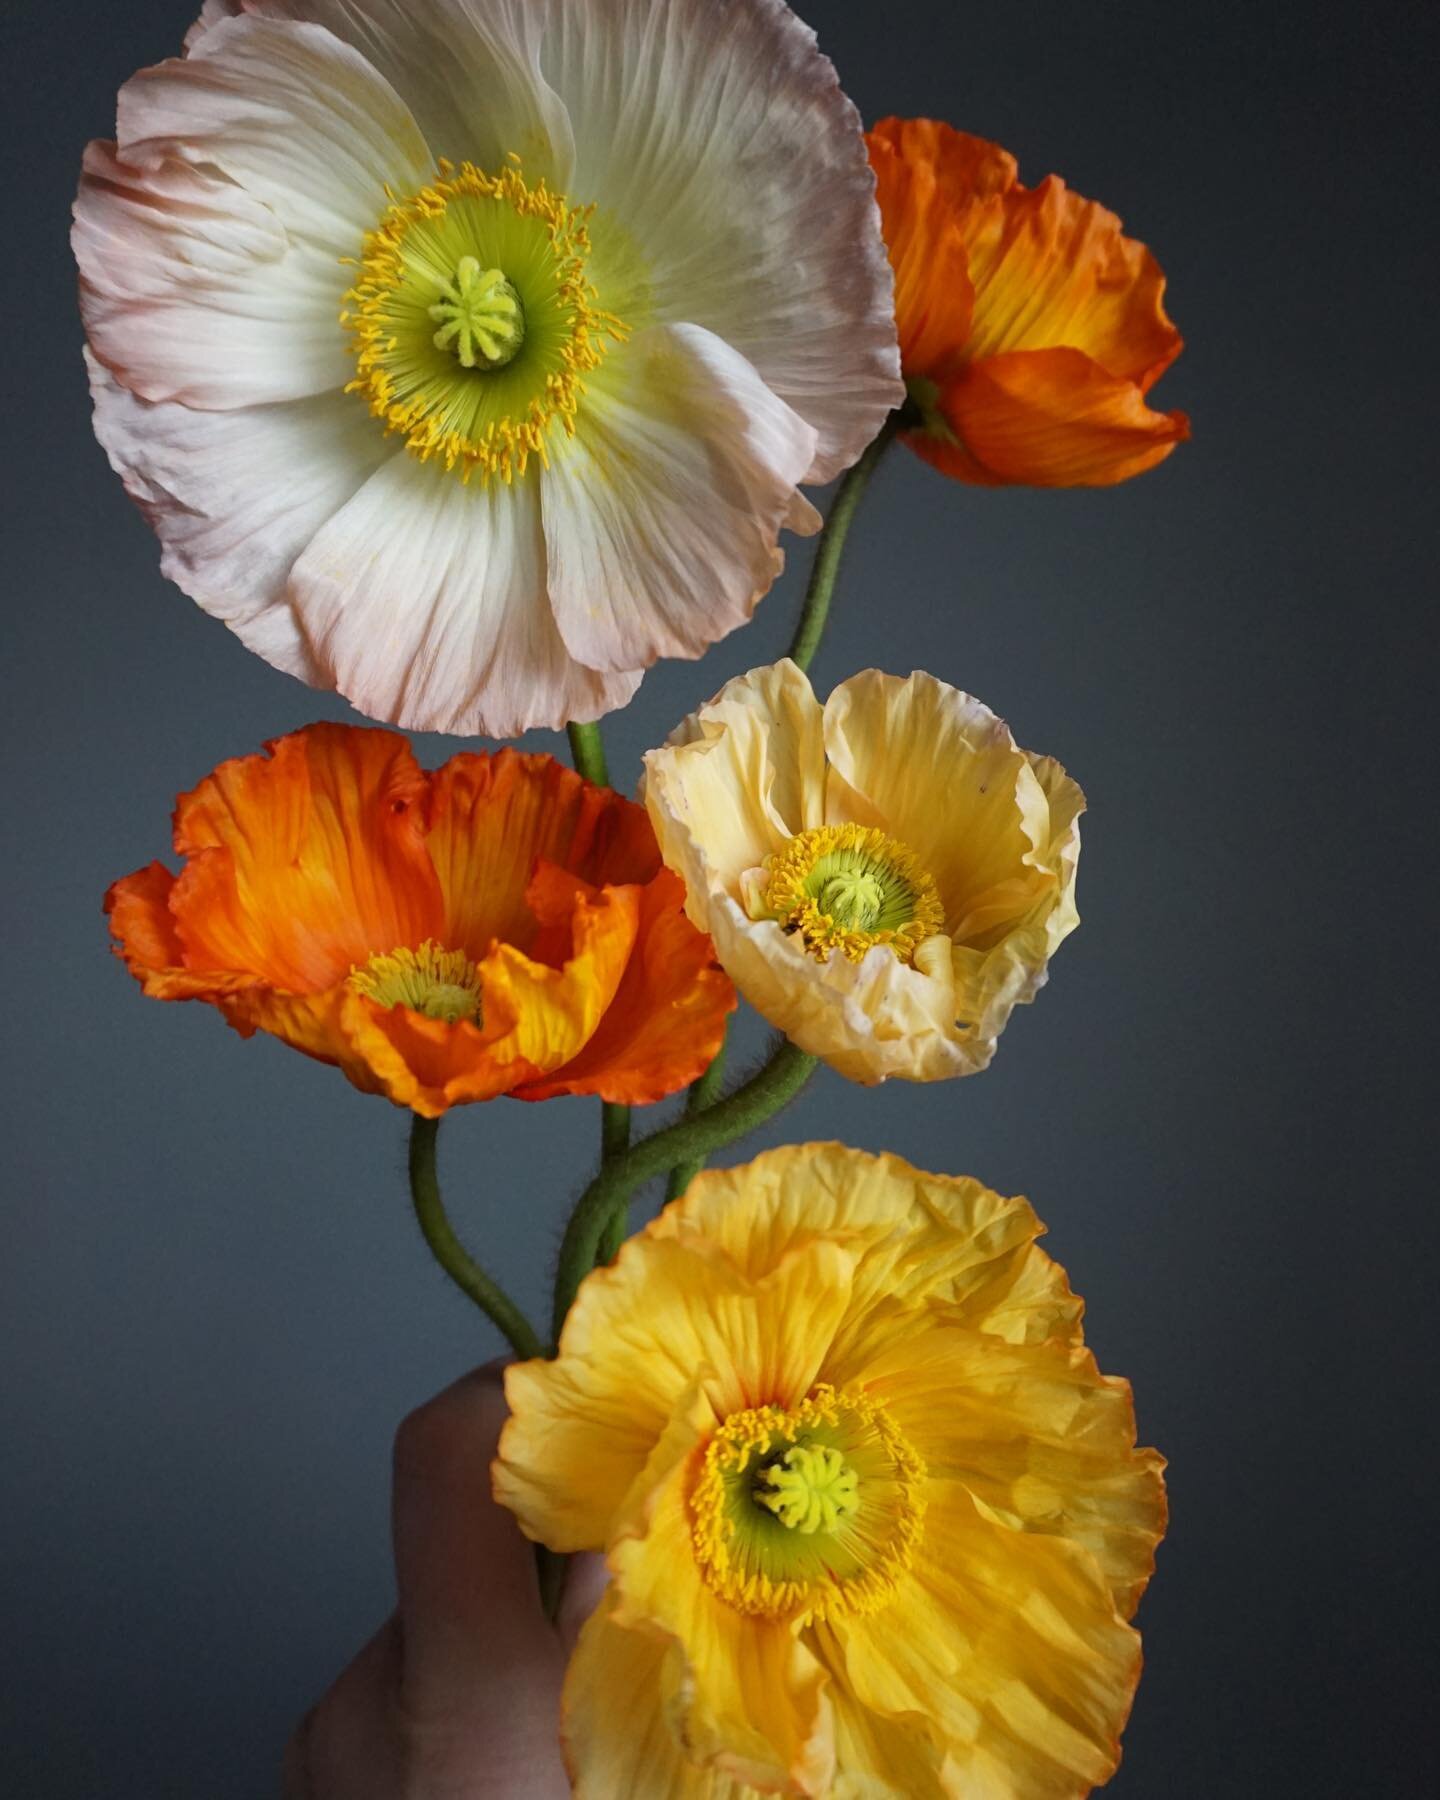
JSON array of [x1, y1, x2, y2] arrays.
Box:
[[81, 1, 1187, 1792]]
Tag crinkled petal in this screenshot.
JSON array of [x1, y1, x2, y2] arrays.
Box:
[[327, 979, 535, 1115], [541, 0, 901, 479], [167, 723, 442, 989], [644, 658, 827, 903], [193, 0, 574, 183], [828, 1487, 1143, 1799], [516, 869, 736, 1105], [652, 1145, 1081, 1371], [543, 324, 819, 674], [423, 750, 656, 964], [496, 1236, 857, 1552], [73, 139, 348, 408], [287, 452, 640, 736], [85, 351, 394, 685], [562, 1596, 764, 1799], [930, 348, 1190, 489], [866, 125, 976, 378]]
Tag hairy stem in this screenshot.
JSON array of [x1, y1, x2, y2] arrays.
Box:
[[664, 1027, 730, 1203], [566, 719, 610, 789], [788, 410, 904, 673], [551, 1039, 817, 1345], [408, 1116, 544, 1361]]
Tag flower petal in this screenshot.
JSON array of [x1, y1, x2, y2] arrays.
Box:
[[85, 352, 394, 685], [606, 1392, 836, 1793], [168, 723, 442, 990], [496, 1236, 857, 1552], [541, 0, 901, 479], [931, 347, 1190, 488], [516, 869, 736, 1105], [80, 20, 434, 410], [196, 0, 574, 183], [287, 451, 640, 736], [866, 123, 979, 378], [542, 324, 819, 675], [828, 1488, 1143, 1798]]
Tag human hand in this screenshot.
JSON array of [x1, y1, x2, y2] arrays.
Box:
[[283, 1367, 603, 1799]]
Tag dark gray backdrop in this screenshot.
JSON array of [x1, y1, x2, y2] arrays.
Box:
[[3, 0, 1435, 1794]]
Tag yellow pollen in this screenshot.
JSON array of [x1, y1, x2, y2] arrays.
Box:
[[755, 1443, 859, 1533], [758, 824, 945, 965], [347, 940, 483, 1025], [689, 1385, 926, 1622], [341, 158, 628, 485]]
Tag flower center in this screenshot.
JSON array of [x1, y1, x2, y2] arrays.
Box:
[[755, 824, 945, 965], [343, 158, 627, 484], [347, 940, 483, 1025], [428, 257, 525, 369], [690, 1385, 926, 1622], [755, 1443, 859, 1534]]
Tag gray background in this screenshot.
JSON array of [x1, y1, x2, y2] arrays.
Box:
[[3, 0, 1435, 1793]]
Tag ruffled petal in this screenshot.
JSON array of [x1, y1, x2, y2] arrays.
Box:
[[496, 1236, 857, 1552], [517, 869, 736, 1105], [326, 979, 534, 1115], [931, 347, 1190, 488], [652, 1145, 1082, 1373], [542, 324, 818, 674], [852, 1318, 1167, 1620], [644, 659, 828, 907], [73, 139, 348, 408], [866, 125, 976, 378], [287, 452, 640, 736], [562, 1597, 762, 1799], [85, 352, 394, 685], [80, 20, 435, 410], [605, 1394, 836, 1793], [541, 0, 901, 479], [829, 1487, 1143, 1799], [167, 724, 442, 989], [195, 0, 574, 183], [423, 750, 653, 963]]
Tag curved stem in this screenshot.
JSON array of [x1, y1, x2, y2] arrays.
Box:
[[409, 1116, 544, 1361], [551, 1039, 817, 1345], [664, 1026, 729, 1203], [788, 410, 904, 673], [566, 719, 610, 789], [596, 1102, 633, 1266]]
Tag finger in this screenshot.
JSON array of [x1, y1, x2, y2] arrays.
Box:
[[282, 1620, 405, 1800], [391, 1365, 565, 1723], [556, 1552, 610, 1658]]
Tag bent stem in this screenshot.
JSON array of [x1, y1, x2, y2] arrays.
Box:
[[551, 1038, 818, 1346], [408, 1115, 544, 1361], [664, 1026, 730, 1203], [788, 409, 905, 673]]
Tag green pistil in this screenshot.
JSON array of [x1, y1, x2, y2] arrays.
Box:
[[755, 1443, 860, 1535], [803, 850, 916, 935], [428, 257, 525, 370]]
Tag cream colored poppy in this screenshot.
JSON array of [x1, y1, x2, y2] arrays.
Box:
[[643, 661, 1083, 1082]]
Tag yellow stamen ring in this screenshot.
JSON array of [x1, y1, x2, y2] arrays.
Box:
[[689, 1385, 926, 1622], [347, 940, 483, 1025], [761, 824, 945, 965], [342, 158, 628, 485]]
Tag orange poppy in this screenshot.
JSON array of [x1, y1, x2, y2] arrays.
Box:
[[107, 724, 734, 1116], [868, 116, 1189, 487]]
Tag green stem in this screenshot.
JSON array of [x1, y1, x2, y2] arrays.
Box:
[[788, 410, 904, 673], [551, 1039, 817, 1345], [566, 719, 610, 788], [596, 1102, 633, 1265], [664, 1026, 729, 1203], [408, 1116, 544, 1361]]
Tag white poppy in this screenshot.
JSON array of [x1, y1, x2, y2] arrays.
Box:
[[75, 0, 902, 735]]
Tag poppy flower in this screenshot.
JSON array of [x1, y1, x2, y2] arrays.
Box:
[[868, 116, 1188, 487], [496, 1143, 1167, 1796], [73, 0, 902, 736], [106, 723, 734, 1115], [643, 661, 1082, 1084]]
